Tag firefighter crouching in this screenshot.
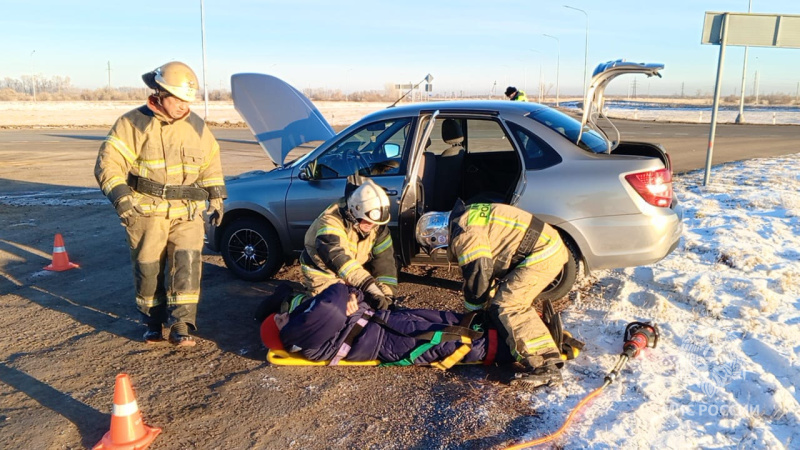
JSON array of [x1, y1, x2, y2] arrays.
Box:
[[94, 61, 226, 347], [294, 179, 397, 311], [416, 202, 569, 389]]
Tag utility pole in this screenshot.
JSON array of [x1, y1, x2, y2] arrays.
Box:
[[107, 61, 112, 89], [30, 50, 36, 102], [542, 34, 560, 106], [754, 68, 760, 104], [200, 0, 210, 120], [735, 0, 752, 124], [564, 5, 589, 105]]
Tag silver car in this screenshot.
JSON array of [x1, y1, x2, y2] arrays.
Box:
[[205, 60, 683, 301]]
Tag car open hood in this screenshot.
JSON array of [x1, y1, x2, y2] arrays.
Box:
[[231, 73, 335, 167], [579, 60, 664, 152]]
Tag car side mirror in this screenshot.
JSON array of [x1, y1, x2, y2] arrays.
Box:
[[384, 143, 401, 159], [299, 162, 316, 181]]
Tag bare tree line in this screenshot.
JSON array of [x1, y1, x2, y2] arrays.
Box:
[[1, 74, 797, 105]]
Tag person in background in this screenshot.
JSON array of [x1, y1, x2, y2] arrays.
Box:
[[95, 61, 226, 347], [505, 86, 528, 102]]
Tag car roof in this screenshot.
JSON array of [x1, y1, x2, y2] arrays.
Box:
[[357, 100, 548, 122]]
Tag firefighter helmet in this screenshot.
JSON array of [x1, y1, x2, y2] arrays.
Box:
[[142, 61, 199, 102], [416, 211, 450, 249], [347, 179, 391, 225]]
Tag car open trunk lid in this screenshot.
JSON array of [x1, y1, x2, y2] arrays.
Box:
[[231, 73, 335, 167], [579, 60, 664, 153]]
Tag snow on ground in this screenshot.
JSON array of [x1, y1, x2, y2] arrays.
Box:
[[515, 155, 800, 449]]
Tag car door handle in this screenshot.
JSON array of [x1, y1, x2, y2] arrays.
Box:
[[384, 189, 398, 196]]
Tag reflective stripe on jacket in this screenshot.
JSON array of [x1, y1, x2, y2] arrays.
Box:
[[301, 202, 397, 295], [448, 203, 563, 310], [94, 104, 225, 218]]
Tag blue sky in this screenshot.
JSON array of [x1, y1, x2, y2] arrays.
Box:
[[2, 0, 799, 97]]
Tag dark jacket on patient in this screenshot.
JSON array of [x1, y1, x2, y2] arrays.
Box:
[[279, 283, 512, 364]]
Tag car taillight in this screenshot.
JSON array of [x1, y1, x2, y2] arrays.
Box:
[[625, 168, 673, 207]]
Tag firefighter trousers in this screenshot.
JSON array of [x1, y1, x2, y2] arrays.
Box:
[[492, 244, 569, 368], [125, 214, 205, 331]]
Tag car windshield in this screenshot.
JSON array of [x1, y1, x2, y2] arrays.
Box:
[[527, 108, 608, 154]]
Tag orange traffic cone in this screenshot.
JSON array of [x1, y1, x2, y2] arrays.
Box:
[[93, 373, 161, 450], [43, 233, 79, 271]]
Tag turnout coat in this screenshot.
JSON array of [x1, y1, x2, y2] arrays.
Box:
[[279, 283, 511, 365]]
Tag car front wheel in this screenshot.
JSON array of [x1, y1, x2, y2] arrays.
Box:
[[220, 217, 283, 281]]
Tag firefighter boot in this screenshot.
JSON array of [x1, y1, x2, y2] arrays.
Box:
[[143, 322, 164, 343], [510, 363, 563, 390], [169, 322, 196, 347]]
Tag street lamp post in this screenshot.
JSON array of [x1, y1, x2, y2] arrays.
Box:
[[529, 49, 543, 102], [543, 34, 560, 106], [735, 0, 752, 124], [200, 0, 209, 120], [564, 5, 588, 104], [30, 50, 36, 102]]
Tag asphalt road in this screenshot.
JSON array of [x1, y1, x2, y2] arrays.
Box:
[[0, 120, 797, 194]]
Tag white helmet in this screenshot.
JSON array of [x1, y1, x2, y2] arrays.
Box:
[[142, 61, 199, 102], [416, 211, 450, 249], [347, 179, 391, 225]]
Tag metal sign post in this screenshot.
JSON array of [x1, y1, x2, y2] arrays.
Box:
[[703, 13, 729, 187], [700, 11, 800, 185]]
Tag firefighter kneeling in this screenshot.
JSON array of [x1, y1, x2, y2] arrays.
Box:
[[417, 202, 568, 389]]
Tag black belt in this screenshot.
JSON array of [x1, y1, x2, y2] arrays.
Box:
[[510, 216, 545, 268], [128, 174, 208, 201]]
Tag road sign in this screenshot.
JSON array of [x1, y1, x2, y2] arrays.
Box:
[[702, 12, 800, 49]]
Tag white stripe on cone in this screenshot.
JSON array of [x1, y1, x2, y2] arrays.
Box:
[[112, 400, 139, 417]]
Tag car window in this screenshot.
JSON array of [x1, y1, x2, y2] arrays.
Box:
[[527, 108, 608, 153], [465, 119, 514, 153], [311, 118, 412, 179], [506, 122, 562, 170]]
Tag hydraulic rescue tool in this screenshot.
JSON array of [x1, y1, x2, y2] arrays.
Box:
[[506, 321, 660, 449]]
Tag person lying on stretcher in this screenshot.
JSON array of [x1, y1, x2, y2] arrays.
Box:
[[259, 283, 515, 368]]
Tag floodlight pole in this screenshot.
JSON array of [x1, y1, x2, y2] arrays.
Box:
[[735, 0, 752, 124], [543, 34, 560, 106], [529, 49, 543, 102], [564, 5, 589, 105], [200, 0, 209, 120], [30, 50, 36, 102]]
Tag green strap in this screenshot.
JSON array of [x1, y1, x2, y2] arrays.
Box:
[[380, 331, 443, 367]]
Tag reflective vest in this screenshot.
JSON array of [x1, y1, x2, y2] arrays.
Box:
[[512, 90, 529, 102]]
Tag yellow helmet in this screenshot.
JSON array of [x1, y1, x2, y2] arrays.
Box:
[[142, 61, 199, 102]]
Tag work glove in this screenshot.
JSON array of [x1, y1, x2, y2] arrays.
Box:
[[363, 281, 393, 310], [207, 198, 224, 227], [114, 195, 143, 226]]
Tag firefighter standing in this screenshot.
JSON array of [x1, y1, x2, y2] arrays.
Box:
[[296, 179, 397, 311], [416, 202, 568, 388], [95, 61, 226, 347], [505, 86, 528, 102]]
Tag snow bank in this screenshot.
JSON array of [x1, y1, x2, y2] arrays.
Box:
[[515, 154, 800, 448]]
